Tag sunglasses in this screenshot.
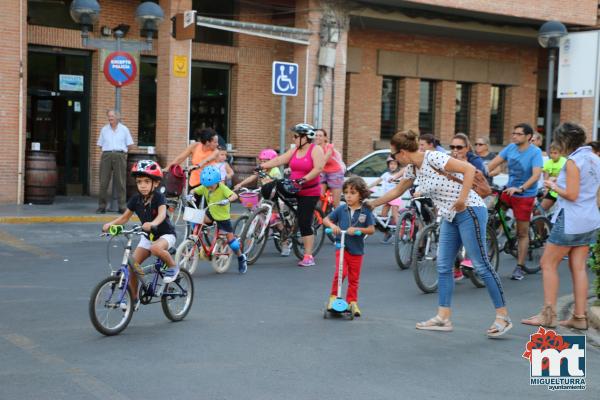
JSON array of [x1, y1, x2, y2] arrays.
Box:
[[449, 145, 466, 150], [512, 131, 526, 136], [474, 143, 486, 146]]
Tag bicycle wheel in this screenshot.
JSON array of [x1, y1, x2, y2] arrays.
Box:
[[240, 207, 270, 265], [469, 224, 500, 288], [161, 269, 194, 322], [89, 276, 133, 336], [412, 224, 439, 294], [175, 238, 200, 275], [523, 216, 551, 274], [292, 208, 326, 260], [233, 214, 249, 237], [211, 237, 233, 273], [394, 210, 416, 270]]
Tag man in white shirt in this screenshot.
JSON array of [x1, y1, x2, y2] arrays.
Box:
[[96, 109, 134, 213]]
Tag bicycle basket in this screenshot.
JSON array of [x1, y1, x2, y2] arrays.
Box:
[[163, 165, 185, 196], [183, 207, 205, 224], [276, 179, 300, 198], [239, 192, 259, 209]]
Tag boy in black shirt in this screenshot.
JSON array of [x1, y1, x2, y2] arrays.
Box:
[[103, 160, 178, 311]]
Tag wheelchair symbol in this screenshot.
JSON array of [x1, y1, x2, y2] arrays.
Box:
[[276, 65, 295, 92]]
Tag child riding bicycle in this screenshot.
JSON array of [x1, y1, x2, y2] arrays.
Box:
[[323, 176, 375, 317], [102, 160, 178, 311], [193, 165, 248, 273], [233, 149, 292, 256]]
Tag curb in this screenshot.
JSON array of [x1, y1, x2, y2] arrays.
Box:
[[589, 305, 600, 331], [0, 213, 242, 225], [557, 292, 600, 348]]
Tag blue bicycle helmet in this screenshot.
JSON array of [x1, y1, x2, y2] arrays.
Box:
[[200, 165, 222, 187]]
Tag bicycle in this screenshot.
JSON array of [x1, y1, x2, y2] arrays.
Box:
[[412, 214, 499, 294], [89, 225, 194, 336], [232, 188, 262, 237], [318, 188, 336, 243], [240, 170, 325, 264], [174, 198, 234, 275], [487, 186, 552, 274], [393, 196, 435, 270], [165, 165, 202, 239]]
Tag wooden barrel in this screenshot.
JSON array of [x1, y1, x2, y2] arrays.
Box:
[[25, 151, 58, 204], [126, 153, 158, 199], [232, 156, 258, 188]]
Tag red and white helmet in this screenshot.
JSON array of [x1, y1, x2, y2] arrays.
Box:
[[131, 159, 163, 180], [259, 148, 278, 160]]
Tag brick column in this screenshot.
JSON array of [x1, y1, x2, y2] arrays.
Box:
[[560, 98, 595, 140], [504, 85, 537, 144], [398, 77, 420, 132], [0, 0, 27, 203], [155, 0, 192, 167], [435, 80, 456, 145], [469, 83, 492, 139]]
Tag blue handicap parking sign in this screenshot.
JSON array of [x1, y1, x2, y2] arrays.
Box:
[[272, 61, 298, 96]]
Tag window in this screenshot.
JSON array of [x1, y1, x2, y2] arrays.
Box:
[[28, 0, 79, 30], [348, 152, 390, 178], [380, 77, 398, 139], [138, 57, 157, 146], [190, 63, 230, 141], [455, 83, 471, 135], [419, 80, 435, 134], [490, 85, 505, 145], [193, 0, 234, 46]]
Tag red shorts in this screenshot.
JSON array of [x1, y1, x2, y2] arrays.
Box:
[[500, 192, 535, 222]]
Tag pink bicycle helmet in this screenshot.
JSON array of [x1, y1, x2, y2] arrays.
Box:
[[259, 148, 278, 160]]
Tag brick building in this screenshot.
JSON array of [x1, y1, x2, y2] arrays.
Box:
[[1, 0, 598, 204]]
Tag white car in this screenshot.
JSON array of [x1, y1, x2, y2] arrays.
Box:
[[346, 149, 508, 198]]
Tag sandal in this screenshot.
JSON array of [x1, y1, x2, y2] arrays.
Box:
[[487, 315, 513, 338], [559, 313, 588, 330], [416, 315, 453, 331], [521, 304, 557, 328]]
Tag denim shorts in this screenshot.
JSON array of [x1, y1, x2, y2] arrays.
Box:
[[548, 210, 598, 246]]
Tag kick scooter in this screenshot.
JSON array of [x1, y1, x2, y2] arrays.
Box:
[[323, 227, 362, 320]]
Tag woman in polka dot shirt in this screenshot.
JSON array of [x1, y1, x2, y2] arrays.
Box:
[[368, 130, 512, 338]]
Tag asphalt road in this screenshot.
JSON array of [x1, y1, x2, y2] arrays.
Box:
[[0, 222, 598, 400]]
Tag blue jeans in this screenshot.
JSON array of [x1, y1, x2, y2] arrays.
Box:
[[437, 206, 506, 309]]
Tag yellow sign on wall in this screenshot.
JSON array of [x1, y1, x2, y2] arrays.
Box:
[[173, 55, 188, 78]]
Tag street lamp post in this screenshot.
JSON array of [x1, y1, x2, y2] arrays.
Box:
[[69, 0, 164, 113], [538, 20, 568, 152]]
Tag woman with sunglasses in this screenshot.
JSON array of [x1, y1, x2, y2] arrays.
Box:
[[368, 130, 511, 337], [450, 133, 489, 281], [260, 123, 325, 267]]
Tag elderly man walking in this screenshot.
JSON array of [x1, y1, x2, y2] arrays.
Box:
[[96, 110, 133, 213]]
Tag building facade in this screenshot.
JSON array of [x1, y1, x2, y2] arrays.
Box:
[[1, 0, 598, 204]]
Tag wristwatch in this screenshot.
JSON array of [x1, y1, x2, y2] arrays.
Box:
[[518, 186, 525, 193]]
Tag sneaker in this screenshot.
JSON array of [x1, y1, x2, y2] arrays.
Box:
[[349, 301, 361, 317], [460, 259, 474, 269], [238, 254, 248, 274], [298, 255, 315, 267], [381, 232, 393, 244], [119, 297, 140, 311], [453, 267, 464, 282], [511, 265, 525, 281], [280, 243, 291, 257], [95, 207, 106, 214], [327, 295, 336, 311], [162, 266, 180, 284], [133, 298, 141, 312]]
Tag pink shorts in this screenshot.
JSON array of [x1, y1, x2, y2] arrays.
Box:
[[320, 170, 345, 189], [388, 197, 402, 207]]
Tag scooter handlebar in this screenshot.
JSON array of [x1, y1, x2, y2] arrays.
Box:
[[325, 227, 362, 236]]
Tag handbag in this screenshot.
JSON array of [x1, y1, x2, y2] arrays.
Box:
[[428, 155, 492, 198]]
